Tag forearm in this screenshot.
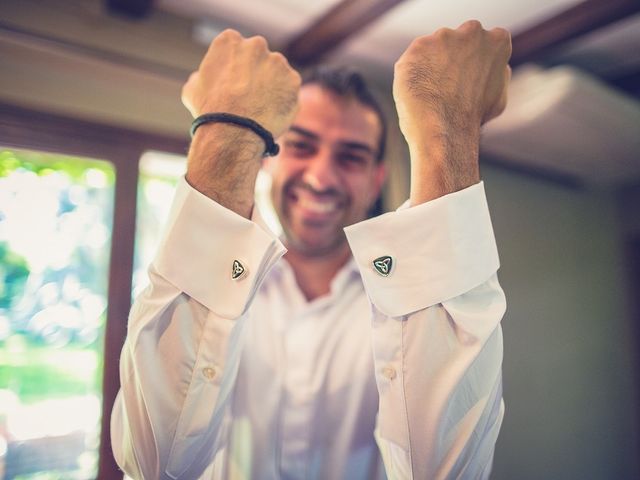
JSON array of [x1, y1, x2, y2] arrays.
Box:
[[393, 21, 510, 206], [345, 181, 504, 479], [181, 29, 300, 220], [185, 124, 264, 219], [408, 122, 481, 205], [377, 279, 505, 480], [111, 178, 286, 479], [112, 270, 241, 479], [373, 289, 505, 480]]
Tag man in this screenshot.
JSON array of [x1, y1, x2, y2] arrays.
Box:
[[111, 20, 511, 480]]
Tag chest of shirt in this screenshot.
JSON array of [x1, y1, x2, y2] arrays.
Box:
[[226, 267, 381, 478], [242, 266, 376, 399]]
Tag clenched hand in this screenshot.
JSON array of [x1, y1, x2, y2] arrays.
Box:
[[393, 20, 512, 204], [182, 30, 301, 218]]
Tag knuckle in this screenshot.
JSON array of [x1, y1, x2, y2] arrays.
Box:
[[406, 35, 430, 53], [271, 51, 286, 63], [492, 27, 510, 39], [491, 27, 512, 50], [432, 27, 452, 40], [218, 28, 240, 40], [492, 28, 512, 56], [248, 35, 268, 49], [273, 52, 295, 71], [219, 28, 232, 36], [460, 19, 483, 30], [182, 72, 197, 91], [268, 52, 300, 84], [291, 70, 302, 86], [394, 57, 408, 71], [186, 71, 198, 83]]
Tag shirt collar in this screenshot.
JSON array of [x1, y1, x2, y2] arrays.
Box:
[[269, 252, 361, 304]]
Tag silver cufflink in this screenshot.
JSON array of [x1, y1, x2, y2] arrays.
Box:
[[232, 259, 247, 280], [373, 255, 393, 277]]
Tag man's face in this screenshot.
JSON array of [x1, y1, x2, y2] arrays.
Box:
[[265, 84, 386, 257]]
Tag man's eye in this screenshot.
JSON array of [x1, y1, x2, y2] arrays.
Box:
[[338, 152, 367, 166], [285, 140, 315, 156]]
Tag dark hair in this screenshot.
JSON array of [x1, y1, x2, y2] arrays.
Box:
[[302, 66, 387, 163]]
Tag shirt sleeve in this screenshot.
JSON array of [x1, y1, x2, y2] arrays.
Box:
[[344, 181, 505, 480], [110, 177, 286, 480]]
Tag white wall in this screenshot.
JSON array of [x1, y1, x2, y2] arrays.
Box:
[[483, 165, 639, 479]]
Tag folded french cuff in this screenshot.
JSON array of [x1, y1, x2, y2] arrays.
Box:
[[154, 177, 286, 319], [344, 182, 499, 317]]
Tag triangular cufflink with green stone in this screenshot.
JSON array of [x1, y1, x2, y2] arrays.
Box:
[[373, 255, 393, 277]]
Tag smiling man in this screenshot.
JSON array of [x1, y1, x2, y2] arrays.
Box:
[[267, 73, 387, 299], [112, 21, 511, 480], [272, 87, 383, 252]]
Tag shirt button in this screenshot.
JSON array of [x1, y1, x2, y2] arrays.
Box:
[[202, 366, 217, 380], [382, 366, 397, 380]]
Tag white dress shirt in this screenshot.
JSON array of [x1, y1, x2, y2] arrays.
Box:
[[111, 178, 505, 480]]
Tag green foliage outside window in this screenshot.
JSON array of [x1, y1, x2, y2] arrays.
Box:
[[0, 148, 115, 479]]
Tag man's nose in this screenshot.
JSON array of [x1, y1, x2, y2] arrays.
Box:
[[302, 148, 340, 192]]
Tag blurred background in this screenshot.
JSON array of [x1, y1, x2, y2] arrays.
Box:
[[0, 0, 639, 478]]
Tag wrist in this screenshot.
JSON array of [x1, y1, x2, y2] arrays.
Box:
[[191, 113, 280, 157], [186, 124, 264, 218], [191, 121, 265, 153], [407, 124, 481, 205]]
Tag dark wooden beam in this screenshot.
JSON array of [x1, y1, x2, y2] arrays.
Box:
[[106, 0, 154, 19], [98, 147, 140, 480], [0, 103, 188, 158], [284, 0, 408, 67], [511, 0, 640, 67], [606, 68, 640, 97], [0, 22, 190, 81]]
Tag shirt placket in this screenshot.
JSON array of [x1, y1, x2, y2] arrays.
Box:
[[279, 309, 316, 479]]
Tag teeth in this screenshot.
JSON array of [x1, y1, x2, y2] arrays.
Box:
[[299, 198, 337, 213]]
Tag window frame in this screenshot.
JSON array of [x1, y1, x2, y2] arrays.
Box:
[[0, 102, 188, 479]]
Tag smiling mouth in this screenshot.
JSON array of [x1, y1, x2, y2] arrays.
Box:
[[298, 196, 338, 214], [287, 186, 343, 219]]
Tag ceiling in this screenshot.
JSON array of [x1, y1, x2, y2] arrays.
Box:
[[155, 0, 640, 95], [1, 0, 639, 187], [155, 0, 640, 186]]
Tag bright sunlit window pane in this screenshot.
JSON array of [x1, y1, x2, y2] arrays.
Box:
[[132, 151, 186, 299], [0, 147, 115, 479]]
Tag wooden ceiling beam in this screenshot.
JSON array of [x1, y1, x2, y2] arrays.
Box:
[[511, 0, 640, 67], [607, 68, 640, 96], [283, 0, 408, 67], [106, 0, 154, 19]]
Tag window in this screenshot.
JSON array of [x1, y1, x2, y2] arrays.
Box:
[[0, 104, 284, 478], [0, 147, 115, 479], [0, 104, 191, 478], [132, 151, 186, 299]]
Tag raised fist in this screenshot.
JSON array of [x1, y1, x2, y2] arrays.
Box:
[[393, 20, 512, 145], [182, 29, 301, 138]]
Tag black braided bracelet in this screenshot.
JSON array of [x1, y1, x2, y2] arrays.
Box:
[[190, 113, 280, 157]]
